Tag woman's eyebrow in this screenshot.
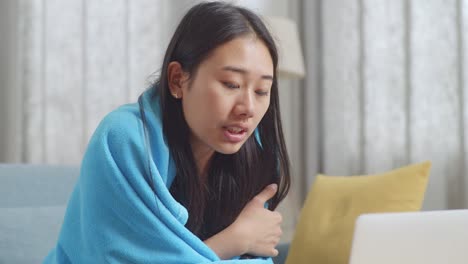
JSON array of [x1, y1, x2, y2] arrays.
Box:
[[221, 66, 273, 81]]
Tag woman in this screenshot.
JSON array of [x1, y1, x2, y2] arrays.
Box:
[[44, 2, 290, 263]]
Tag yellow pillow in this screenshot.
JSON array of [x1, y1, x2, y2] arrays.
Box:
[[285, 162, 431, 264]]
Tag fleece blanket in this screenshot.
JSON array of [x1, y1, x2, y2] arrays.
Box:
[[43, 89, 273, 263]]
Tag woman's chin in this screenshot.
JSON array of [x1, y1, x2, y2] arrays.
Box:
[[215, 143, 244, 155]]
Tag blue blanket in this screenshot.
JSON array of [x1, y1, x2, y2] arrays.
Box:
[[44, 89, 273, 263]]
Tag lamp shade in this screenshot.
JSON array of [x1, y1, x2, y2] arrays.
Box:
[[264, 16, 306, 79]]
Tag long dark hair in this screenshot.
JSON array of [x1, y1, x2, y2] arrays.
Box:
[[153, 2, 291, 241]]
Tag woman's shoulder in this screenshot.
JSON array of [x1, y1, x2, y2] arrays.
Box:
[[98, 103, 141, 135], [86, 102, 148, 149], [98, 89, 159, 134], [88, 91, 162, 150]]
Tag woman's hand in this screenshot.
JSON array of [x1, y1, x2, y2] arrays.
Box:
[[204, 184, 282, 259], [230, 183, 283, 257]]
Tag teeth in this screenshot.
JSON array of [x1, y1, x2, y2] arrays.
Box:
[[227, 127, 243, 133]]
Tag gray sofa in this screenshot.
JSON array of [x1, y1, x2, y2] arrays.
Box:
[[0, 164, 289, 263], [0, 164, 79, 263]]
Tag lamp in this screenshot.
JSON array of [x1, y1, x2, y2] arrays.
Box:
[[263, 16, 306, 79]]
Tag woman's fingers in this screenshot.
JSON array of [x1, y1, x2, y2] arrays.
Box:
[[258, 245, 279, 257], [232, 183, 283, 257], [253, 184, 278, 204]]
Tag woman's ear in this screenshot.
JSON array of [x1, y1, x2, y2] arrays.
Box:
[[167, 61, 189, 99]]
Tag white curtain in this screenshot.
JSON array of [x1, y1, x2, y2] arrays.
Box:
[[5, 0, 173, 164], [302, 0, 468, 210]]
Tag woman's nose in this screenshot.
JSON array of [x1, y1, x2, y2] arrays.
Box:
[[234, 90, 255, 118]]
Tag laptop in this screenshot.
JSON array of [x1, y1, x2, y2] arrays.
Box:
[[348, 210, 468, 264]]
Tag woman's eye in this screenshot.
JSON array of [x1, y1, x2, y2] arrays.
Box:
[[256, 90, 269, 96], [223, 82, 240, 89]]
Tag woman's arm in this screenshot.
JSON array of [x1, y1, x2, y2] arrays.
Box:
[[204, 184, 282, 259], [203, 223, 245, 260]]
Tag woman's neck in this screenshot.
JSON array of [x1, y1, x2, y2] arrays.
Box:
[[190, 137, 215, 179]]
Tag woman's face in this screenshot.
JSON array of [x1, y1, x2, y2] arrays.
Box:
[[175, 36, 273, 157]]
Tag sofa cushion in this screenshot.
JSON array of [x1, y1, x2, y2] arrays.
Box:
[[0, 164, 79, 207], [0, 164, 79, 263], [285, 162, 431, 264], [0, 206, 66, 263]]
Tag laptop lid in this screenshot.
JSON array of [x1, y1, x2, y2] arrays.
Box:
[[348, 210, 468, 264]]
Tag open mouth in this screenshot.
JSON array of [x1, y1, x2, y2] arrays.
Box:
[[226, 127, 245, 134], [223, 126, 247, 143]]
